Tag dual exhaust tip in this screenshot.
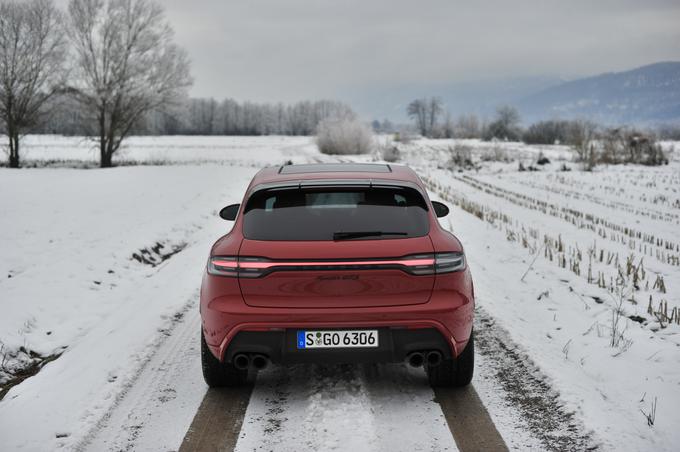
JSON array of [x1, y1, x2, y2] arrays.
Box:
[[233, 353, 269, 371], [406, 350, 442, 368]]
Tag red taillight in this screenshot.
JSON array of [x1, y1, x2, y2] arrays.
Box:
[[207, 256, 269, 278], [207, 256, 239, 277], [207, 253, 464, 278], [434, 252, 466, 274], [404, 252, 465, 275]]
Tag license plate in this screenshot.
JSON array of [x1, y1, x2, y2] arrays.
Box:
[[297, 330, 379, 349]]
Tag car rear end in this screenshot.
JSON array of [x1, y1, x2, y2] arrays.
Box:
[[200, 164, 474, 386]]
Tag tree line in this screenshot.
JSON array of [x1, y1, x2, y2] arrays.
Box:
[[35, 96, 356, 137], [404, 97, 677, 147], [405, 97, 526, 141]]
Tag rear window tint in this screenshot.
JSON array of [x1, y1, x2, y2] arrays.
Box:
[[243, 187, 430, 241]]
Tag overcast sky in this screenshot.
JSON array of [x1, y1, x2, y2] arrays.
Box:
[[160, 0, 680, 103]]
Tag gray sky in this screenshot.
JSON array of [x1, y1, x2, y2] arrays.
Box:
[[162, 0, 680, 103]]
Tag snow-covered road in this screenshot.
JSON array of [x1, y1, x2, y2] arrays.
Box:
[[82, 304, 206, 451], [234, 363, 458, 451]]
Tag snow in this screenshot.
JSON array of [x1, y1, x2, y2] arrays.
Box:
[[1, 135, 679, 451], [236, 364, 458, 452], [11, 134, 322, 167], [84, 308, 206, 451]]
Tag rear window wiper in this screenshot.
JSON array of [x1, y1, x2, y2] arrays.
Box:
[[333, 231, 408, 240]]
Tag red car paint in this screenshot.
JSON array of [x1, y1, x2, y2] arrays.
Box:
[[200, 164, 474, 363]]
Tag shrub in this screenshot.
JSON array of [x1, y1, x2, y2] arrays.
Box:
[[656, 123, 680, 140], [454, 114, 483, 139], [381, 145, 400, 162], [599, 128, 668, 166], [523, 120, 586, 145], [483, 106, 523, 141], [447, 144, 474, 170], [568, 120, 599, 169], [478, 144, 510, 162], [523, 120, 563, 144], [316, 118, 374, 155]]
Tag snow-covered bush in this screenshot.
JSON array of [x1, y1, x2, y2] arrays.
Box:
[[599, 128, 668, 166], [446, 144, 475, 170], [381, 145, 400, 162], [316, 118, 374, 155], [478, 143, 510, 162]]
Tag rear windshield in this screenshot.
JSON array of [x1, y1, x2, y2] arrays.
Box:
[[242, 187, 430, 241]]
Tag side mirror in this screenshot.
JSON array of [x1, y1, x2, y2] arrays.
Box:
[[219, 204, 240, 221], [431, 201, 449, 218]]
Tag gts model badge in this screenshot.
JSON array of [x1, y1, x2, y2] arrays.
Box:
[[317, 275, 359, 281]]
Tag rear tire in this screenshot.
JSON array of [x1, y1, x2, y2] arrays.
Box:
[[427, 330, 474, 387], [201, 330, 248, 387]]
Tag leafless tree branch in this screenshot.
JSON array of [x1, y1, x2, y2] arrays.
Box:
[[0, 0, 66, 167], [66, 0, 192, 167]]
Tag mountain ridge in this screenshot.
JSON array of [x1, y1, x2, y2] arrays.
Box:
[[346, 62, 680, 125], [517, 61, 680, 124]]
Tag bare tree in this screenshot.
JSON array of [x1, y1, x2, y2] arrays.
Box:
[[441, 110, 454, 138], [407, 97, 442, 137], [569, 119, 598, 169], [454, 114, 481, 139], [0, 0, 65, 168], [484, 105, 522, 141], [67, 0, 191, 167], [407, 99, 426, 136], [427, 97, 443, 137]]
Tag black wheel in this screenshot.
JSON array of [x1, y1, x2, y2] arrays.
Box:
[[201, 330, 248, 387], [427, 330, 474, 387]]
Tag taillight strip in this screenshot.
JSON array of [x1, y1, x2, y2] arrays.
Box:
[[211, 259, 238, 268], [237, 257, 434, 269], [208, 253, 463, 278]]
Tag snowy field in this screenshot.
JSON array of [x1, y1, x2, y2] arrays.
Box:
[[0, 135, 678, 451], [5, 134, 322, 167], [416, 145, 680, 450]]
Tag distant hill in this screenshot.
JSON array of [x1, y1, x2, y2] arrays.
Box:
[[517, 62, 680, 125], [340, 76, 564, 123], [343, 62, 680, 126]]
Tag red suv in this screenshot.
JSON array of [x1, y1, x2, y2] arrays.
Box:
[[200, 163, 474, 387]]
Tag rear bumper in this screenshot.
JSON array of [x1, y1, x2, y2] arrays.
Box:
[[225, 328, 452, 364], [201, 287, 474, 363]]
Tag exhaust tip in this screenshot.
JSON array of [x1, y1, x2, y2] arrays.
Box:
[[251, 354, 269, 370], [407, 352, 425, 368], [233, 353, 250, 370], [426, 350, 442, 367]]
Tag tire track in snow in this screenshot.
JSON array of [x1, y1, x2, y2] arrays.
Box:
[[82, 302, 207, 452], [179, 385, 253, 452], [473, 309, 595, 451], [233, 364, 378, 451], [433, 384, 508, 452]]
